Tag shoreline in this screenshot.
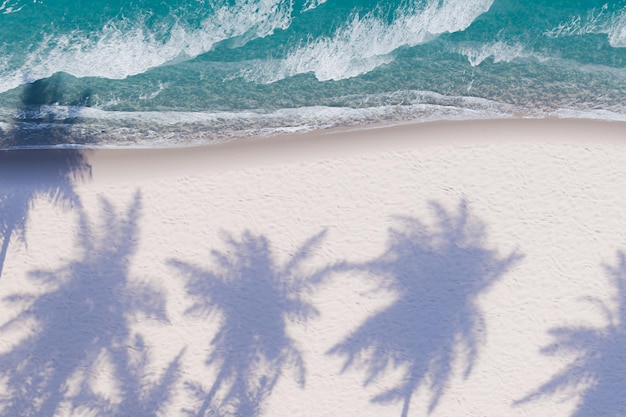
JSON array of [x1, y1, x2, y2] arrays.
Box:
[[83, 117, 626, 182], [1, 116, 626, 416], [2, 113, 626, 152]]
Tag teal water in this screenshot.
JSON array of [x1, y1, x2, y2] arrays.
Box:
[[1, 0, 625, 147]]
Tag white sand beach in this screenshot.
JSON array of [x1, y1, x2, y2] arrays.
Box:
[[1, 118, 626, 417]]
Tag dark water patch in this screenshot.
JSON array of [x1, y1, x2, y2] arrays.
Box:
[[0, 76, 92, 278], [0, 73, 97, 147]]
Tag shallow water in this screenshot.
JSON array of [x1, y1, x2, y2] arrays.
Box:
[[1, 0, 625, 147]]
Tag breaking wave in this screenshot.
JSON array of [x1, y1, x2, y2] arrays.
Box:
[[243, 0, 494, 82], [0, 0, 294, 93], [545, 4, 626, 48]]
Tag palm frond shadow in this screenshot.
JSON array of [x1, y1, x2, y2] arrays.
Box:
[[169, 230, 328, 417], [328, 200, 522, 416], [0, 192, 181, 417], [515, 250, 626, 416], [0, 77, 92, 279]]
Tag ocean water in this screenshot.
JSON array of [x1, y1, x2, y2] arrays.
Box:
[[0, 0, 625, 147]]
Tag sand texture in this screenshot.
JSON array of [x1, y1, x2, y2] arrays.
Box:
[[1, 119, 626, 416]]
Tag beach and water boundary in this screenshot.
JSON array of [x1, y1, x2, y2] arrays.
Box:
[[1, 118, 626, 416], [2, 0, 626, 413]]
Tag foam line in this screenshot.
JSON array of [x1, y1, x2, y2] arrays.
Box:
[[244, 0, 494, 82], [0, 0, 294, 93]]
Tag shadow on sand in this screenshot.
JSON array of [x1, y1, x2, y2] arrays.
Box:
[[0, 192, 182, 417], [515, 250, 626, 416], [328, 200, 522, 416], [0, 77, 92, 280], [169, 230, 328, 417]]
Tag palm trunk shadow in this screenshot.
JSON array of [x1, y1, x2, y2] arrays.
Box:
[[0, 148, 90, 279], [0, 191, 179, 416], [0, 75, 93, 280]]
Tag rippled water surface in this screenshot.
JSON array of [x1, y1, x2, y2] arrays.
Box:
[[1, 0, 625, 147]]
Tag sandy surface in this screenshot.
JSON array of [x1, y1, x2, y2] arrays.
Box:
[[1, 118, 626, 416]]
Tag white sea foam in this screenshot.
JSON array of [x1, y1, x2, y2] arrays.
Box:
[[456, 41, 549, 66], [545, 5, 626, 48], [0, 0, 24, 14], [545, 5, 607, 38], [6, 87, 626, 149], [301, 0, 327, 13], [244, 0, 494, 83], [0, 90, 518, 148], [138, 82, 169, 100], [608, 10, 626, 47], [0, 0, 294, 94], [548, 108, 626, 122]]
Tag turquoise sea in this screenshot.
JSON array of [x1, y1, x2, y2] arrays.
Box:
[[0, 0, 625, 147]]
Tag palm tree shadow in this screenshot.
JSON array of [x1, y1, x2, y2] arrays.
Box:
[[169, 230, 328, 417], [515, 250, 626, 416], [0, 192, 181, 417], [328, 200, 522, 416], [0, 77, 92, 280]]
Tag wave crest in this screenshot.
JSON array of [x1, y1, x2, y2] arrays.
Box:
[[545, 5, 626, 48], [455, 40, 550, 66], [243, 0, 494, 83], [0, 0, 294, 94], [301, 0, 328, 13], [0, 0, 24, 14]]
